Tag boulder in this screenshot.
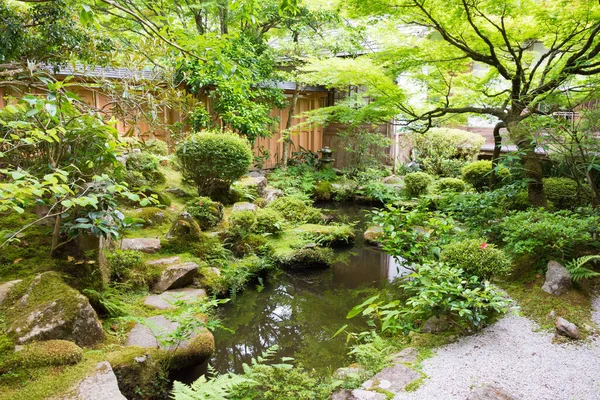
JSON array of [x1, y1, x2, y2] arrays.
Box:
[[13, 340, 83, 368], [264, 188, 284, 204], [421, 315, 451, 333], [151, 262, 199, 294], [541, 260, 572, 295], [8, 272, 104, 347], [232, 202, 256, 213], [0, 279, 21, 305], [146, 256, 180, 266], [555, 316, 579, 339], [392, 347, 419, 364], [121, 238, 161, 254], [125, 315, 214, 367], [363, 226, 384, 245], [331, 389, 386, 400], [143, 288, 207, 310], [234, 175, 267, 197], [165, 187, 188, 197], [61, 361, 126, 400], [467, 385, 517, 400], [362, 363, 421, 394], [166, 212, 202, 240]]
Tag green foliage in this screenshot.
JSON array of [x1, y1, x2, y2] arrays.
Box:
[[461, 161, 509, 192], [564, 255, 600, 282], [266, 196, 322, 225], [131, 207, 167, 227], [404, 172, 433, 197], [435, 177, 466, 193], [253, 208, 285, 235], [229, 210, 257, 236], [338, 130, 393, 174], [543, 177, 580, 209], [494, 209, 599, 263], [441, 239, 512, 279], [370, 206, 455, 265], [107, 250, 155, 289], [186, 197, 224, 230], [269, 165, 337, 198], [406, 128, 485, 176], [201, 256, 274, 297], [313, 181, 333, 201], [176, 131, 253, 197], [347, 332, 393, 374], [125, 152, 166, 186], [8, 340, 83, 369], [294, 224, 355, 247], [144, 139, 169, 156]]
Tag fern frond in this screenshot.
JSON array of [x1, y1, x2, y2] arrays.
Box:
[[565, 255, 600, 282]]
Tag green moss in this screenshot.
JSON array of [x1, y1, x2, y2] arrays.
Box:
[[10, 340, 83, 369], [313, 181, 333, 201], [266, 196, 323, 225], [292, 224, 355, 247], [500, 275, 597, 338], [129, 207, 170, 227]]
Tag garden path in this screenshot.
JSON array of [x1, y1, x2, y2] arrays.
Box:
[[396, 300, 600, 400]]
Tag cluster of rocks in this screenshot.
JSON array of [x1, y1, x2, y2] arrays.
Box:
[[540, 260, 581, 340]]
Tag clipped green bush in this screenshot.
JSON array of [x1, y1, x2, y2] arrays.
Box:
[[266, 196, 322, 225], [126, 152, 166, 185], [435, 177, 466, 193], [441, 239, 512, 279], [176, 131, 253, 197], [404, 172, 433, 197], [145, 139, 169, 156], [229, 210, 257, 233], [186, 197, 224, 230], [462, 160, 509, 192], [253, 208, 284, 235], [543, 177, 579, 209]]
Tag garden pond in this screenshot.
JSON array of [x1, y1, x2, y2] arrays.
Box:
[[174, 204, 410, 382]]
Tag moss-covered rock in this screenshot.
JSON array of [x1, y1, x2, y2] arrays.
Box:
[[13, 340, 83, 368], [274, 246, 335, 268], [185, 197, 224, 230], [292, 224, 355, 247], [364, 226, 384, 245], [233, 175, 267, 198], [130, 207, 169, 227], [165, 212, 202, 241], [107, 347, 168, 400], [266, 196, 323, 225], [6, 272, 104, 347]]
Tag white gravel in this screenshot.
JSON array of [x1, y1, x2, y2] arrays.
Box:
[[396, 310, 600, 400]]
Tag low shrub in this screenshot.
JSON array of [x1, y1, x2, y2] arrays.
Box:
[[176, 131, 253, 197], [186, 197, 224, 230], [435, 177, 466, 193], [229, 210, 257, 235], [461, 160, 509, 192], [313, 181, 333, 201], [494, 208, 599, 264], [273, 247, 335, 268], [200, 256, 274, 297], [133, 207, 168, 226], [253, 208, 284, 235], [107, 250, 144, 284], [440, 239, 512, 279], [126, 152, 166, 185], [543, 177, 579, 209], [144, 139, 169, 156], [266, 196, 322, 225], [404, 172, 433, 197]]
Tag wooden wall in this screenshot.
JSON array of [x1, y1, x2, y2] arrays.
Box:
[[322, 123, 393, 169]]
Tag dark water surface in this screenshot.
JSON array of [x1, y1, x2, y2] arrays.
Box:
[[175, 205, 406, 382]]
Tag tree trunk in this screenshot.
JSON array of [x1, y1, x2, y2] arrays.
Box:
[[281, 87, 300, 169], [507, 121, 547, 207], [219, 1, 228, 35], [488, 121, 505, 189]]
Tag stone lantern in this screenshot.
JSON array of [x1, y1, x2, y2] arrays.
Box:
[[318, 146, 335, 169]]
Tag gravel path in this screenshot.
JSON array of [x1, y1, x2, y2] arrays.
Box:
[[396, 310, 600, 400]]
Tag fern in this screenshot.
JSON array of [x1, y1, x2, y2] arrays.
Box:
[[565, 255, 600, 282]]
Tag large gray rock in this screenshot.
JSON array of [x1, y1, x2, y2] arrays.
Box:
[[421, 315, 451, 333], [0, 279, 21, 305], [151, 262, 199, 294], [363, 226, 384, 245], [165, 212, 201, 240], [143, 288, 207, 310], [125, 315, 214, 367], [331, 389, 386, 400], [392, 347, 419, 364], [362, 363, 421, 394], [146, 256, 180, 266], [121, 238, 161, 254], [8, 272, 104, 347], [541, 260, 572, 295], [555, 316, 579, 339], [234, 175, 267, 197], [467, 385, 517, 400], [60, 361, 126, 400], [264, 188, 283, 204], [232, 202, 256, 213]]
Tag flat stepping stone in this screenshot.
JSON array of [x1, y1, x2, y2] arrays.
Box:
[[146, 256, 180, 266], [143, 288, 207, 310], [467, 385, 517, 400], [332, 389, 386, 400], [362, 363, 421, 394], [0, 280, 21, 305], [65, 361, 126, 400], [151, 262, 199, 294], [121, 238, 161, 254], [232, 202, 256, 213], [392, 347, 419, 364]]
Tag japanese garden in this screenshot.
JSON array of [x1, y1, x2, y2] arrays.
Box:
[[1, 0, 600, 399]]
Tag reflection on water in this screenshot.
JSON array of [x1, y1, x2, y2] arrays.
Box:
[[204, 204, 409, 376]]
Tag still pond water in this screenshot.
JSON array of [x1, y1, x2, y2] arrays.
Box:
[[176, 205, 408, 382]]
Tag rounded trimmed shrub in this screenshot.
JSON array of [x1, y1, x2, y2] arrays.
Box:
[[186, 197, 224, 230], [145, 139, 168, 156], [543, 177, 578, 209], [126, 152, 165, 185], [436, 177, 466, 193], [461, 160, 509, 192], [229, 210, 257, 234], [440, 239, 512, 279], [404, 172, 433, 197], [253, 208, 284, 235], [176, 131, 253, 197], [266, 196, 322, 225]]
